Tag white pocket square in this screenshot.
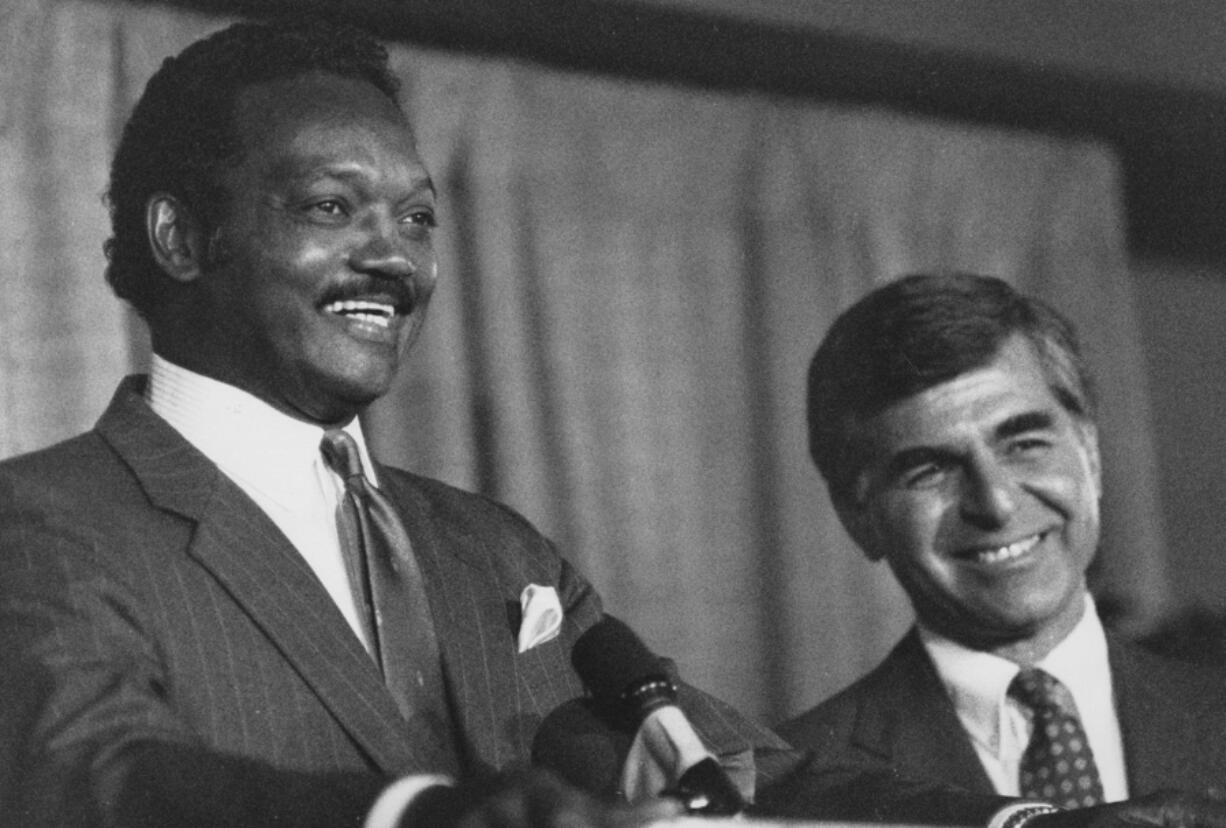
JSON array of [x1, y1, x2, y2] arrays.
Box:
[[517, 584, 562, 653]]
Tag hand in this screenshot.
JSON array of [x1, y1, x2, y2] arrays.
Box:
[[407, 767, 684, 828], [1033, 790, 1226, 828]]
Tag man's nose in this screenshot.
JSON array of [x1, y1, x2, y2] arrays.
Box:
[[350, 216, 416, 280], [959, 456, 1018, 529]]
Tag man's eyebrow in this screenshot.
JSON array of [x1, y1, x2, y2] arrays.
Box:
[[413, 175, 438, 199], [995, 410, 1055, 440], [272, 161, 436, 196]]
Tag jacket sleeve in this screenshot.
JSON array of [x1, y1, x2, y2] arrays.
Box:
[[0, 491, 386, 828]]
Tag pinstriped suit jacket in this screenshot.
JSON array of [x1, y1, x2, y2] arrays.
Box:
[[776, 627, 1226, 798], [0, 377, 809, 827]]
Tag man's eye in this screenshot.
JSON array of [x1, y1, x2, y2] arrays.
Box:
[[902, 462, 948, 488], [402, 209, 437, 228], [308, 200, 346, 217], [1008, 437, 1051, 455]]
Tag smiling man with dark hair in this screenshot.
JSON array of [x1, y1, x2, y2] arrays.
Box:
[[780, 272, 1226, 814], [0, 18, 684, 827]]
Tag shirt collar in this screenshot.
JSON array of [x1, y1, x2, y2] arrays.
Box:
[[918, 593, 1109, 757], [1038, 594, 1114, 717], [145, 354, 379, 508], [919, 625, 1018, 756]]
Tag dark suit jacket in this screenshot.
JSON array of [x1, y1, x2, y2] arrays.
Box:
[[0, 378, 770, 826], [777, 626, 1226, 798], [0, 379, 1011, 827]]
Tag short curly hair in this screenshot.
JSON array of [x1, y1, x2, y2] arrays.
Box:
[[103, 17, 402, 318], [807, 272, 1096, 503]]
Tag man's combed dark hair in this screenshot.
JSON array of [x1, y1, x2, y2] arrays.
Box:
[[103, 17, 402, 318], [807, 272, 1096, 501]]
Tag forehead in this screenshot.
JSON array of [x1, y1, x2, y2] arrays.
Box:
[[229, 71, 423, 178], [854, 335, 1063, 455]]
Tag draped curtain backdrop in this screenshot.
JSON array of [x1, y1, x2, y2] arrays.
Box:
[[1, 0, 1171, 724]]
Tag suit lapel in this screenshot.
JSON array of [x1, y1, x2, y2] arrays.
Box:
[[850, 630, 995, 794], [96, 379, 427, 775], [187, 483, 424, 773]]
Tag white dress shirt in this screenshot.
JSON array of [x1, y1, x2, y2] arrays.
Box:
[[145, 354, 376, 653], [919, 594, 1129, 802]]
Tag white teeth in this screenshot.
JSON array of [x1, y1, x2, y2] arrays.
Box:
[[973, 533, 1042, 564], [324, 300, 396, 328]]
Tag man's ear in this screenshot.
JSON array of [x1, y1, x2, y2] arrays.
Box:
[[146, 193, 206, 283]]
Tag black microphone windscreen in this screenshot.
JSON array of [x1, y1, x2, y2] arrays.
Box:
[[530, 698, 631, 798], [571, 615, 668, 704], [566, 617, 746, 817]]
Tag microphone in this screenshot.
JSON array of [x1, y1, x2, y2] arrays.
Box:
[[569, 615, 746, 816]]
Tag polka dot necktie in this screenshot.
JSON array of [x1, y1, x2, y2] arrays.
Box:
[[1009, 668, 1104, 808]]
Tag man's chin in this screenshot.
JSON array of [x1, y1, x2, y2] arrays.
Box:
[[293, 371, 397, 426]]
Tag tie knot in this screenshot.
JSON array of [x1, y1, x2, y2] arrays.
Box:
[[1009, 668, 1073, 714], [321, 429, 365, 481]]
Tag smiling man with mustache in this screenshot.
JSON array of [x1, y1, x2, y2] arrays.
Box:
[[779, 272, 1226, 817], [0, 18, 688, 828]]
